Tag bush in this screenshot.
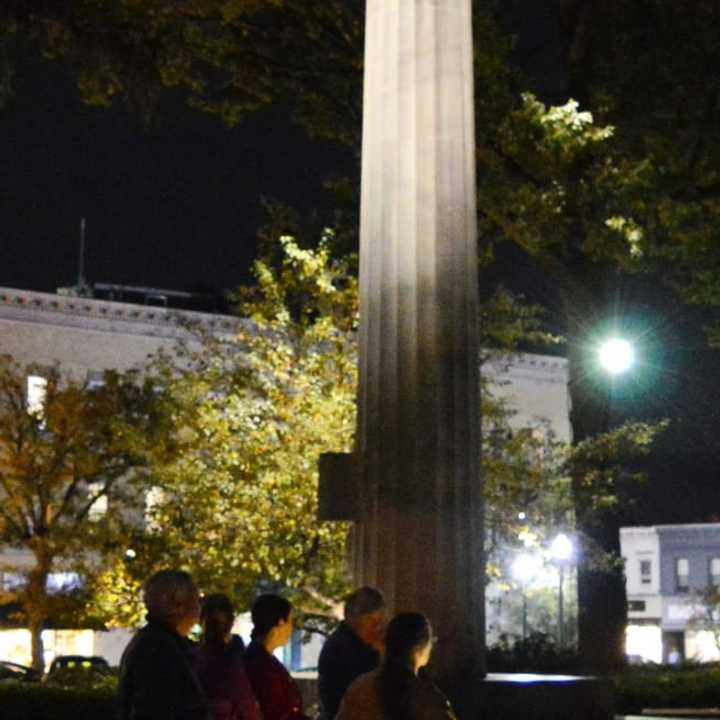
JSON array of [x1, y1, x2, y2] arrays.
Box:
[[613, 667, 720, 715], [0, 680, 117, 720], [44, 666, 117, 691], [487, 631, 583, 674]]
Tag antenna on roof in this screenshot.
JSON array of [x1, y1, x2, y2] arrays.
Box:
[[56, 218, 94, 297], [78, 217, 87, 287]]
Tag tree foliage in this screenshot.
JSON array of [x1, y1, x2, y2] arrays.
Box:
[[136, 234, 357, 621], [0, 357, 159, 669]]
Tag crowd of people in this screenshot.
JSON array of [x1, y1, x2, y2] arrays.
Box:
[[117, 570, 457, 720]]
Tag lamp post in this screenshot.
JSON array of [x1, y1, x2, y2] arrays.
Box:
[[513, 553, 541, 640], [551, 533, 574, 648]]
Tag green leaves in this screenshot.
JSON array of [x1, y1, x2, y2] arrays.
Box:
[[142, 236, 355, 616]]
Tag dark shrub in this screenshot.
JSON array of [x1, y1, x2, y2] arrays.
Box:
[[0, 680, 116, 720], [487, 632, 583, 674], [613, 667, 720, 715]]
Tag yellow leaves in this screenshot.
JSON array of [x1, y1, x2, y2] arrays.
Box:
[[146, 233, 356, 608]]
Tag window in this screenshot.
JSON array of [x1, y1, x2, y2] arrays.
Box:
[[709, 558, 720, 587], [676, 558, 689, 592], [629, 600, 647, 612], [86, 370, 105, 390], [0, 572, 25, 593], [26, 374, 47, 416], [640, 559, 652, 585], [46, 573, 81, 593], [145, 486, 166, 532]]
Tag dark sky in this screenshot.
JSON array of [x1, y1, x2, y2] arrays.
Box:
[[0, 50, 351, 295], [4, 11, 720, 523]]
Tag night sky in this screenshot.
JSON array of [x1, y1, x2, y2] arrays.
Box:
[[0, 50, 351, 295], [3, 12, 720, 524]]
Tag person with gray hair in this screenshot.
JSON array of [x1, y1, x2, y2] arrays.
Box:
[[118, 570, 208, 720], [318, 587, 386, 720]]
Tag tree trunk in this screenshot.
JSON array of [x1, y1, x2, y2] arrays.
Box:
[[29, 616, 45, 673], [26, 541, 51, 673], [564, 281, 628, 673]]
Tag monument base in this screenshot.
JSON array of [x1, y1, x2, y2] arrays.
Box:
[[476, 673, 614, 720]]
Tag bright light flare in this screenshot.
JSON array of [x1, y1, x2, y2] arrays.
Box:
[[598, 338, 634, 375], [513, 553, 542, 584], [551, 533, 574, 562]]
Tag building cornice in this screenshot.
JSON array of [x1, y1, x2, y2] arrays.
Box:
[[482, 352, 569, 385], [0, 286, 242, 340]]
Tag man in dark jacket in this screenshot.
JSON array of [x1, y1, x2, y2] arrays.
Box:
[[318, 587, 385, 720], [118, 570, 208, 720]]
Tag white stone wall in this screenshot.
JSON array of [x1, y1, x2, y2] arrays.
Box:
[[482, 353, 571, 443], [0, 286, 240, 380]]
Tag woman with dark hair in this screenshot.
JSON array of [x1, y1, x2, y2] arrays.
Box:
[[244, 594, 307, 720], [336, 613, 456, 720], [193, 594, 261, 720]]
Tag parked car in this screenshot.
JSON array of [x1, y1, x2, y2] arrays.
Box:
[[44, 655, 111, 685], [0, 660, 41, 682]]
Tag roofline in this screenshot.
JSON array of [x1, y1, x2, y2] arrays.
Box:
[[621, 523, 720, 533]]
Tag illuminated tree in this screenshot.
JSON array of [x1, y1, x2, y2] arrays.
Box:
[[136, 234, 357, 622], [0, 358, 159, 670]]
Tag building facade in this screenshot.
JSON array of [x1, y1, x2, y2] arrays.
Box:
[[621, 523, 720, 663], [0, 285, 239, 667], [0, 285, 573, 666], [482, 352, 573, 645]]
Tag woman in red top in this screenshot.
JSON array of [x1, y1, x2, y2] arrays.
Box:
[[244, 594, 307, 720]]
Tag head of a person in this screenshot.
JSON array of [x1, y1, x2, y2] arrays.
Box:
[[385, 612, 433, 673], [144, 570, 200, 637], [201, 593, 235, 646], [344, 586, 386, 648], [251, 594, 293, 651]]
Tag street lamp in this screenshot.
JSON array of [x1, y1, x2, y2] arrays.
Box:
[[551, 533, 575, 647], [513, 553, 542, 640], [598, 338, 634, 375]]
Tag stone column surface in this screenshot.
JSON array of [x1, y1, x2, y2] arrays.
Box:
[[356, 0, 485, 702]]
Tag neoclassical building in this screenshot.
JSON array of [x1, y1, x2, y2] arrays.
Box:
[[0, 284, 571, 666], [0, 285, 240, 667]]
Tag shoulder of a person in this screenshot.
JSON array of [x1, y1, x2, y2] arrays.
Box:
[[245, 642, 280, 673], [345, 669, 379, 698], [144, 625, 191, 661], [415, 678, 456, 719]]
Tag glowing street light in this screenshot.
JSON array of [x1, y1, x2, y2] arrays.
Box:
[[513, 553, 542, 584], [551, 533, 574, 563], [598, 338, 634, 375]]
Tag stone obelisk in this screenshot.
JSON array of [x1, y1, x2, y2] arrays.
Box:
[[356, 0, 484, 706]]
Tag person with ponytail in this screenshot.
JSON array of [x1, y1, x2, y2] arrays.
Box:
[[336, 613, 456, 720], [244, 594, 308, 720], [193, 594, 261, 720]]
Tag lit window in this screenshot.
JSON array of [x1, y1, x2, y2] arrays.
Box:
[[709, 558, 720, 587], [26, 375, 47, 416], [46, 573, 81, 593], [87, 482, 108, 521], [0, 572, 25, 592], [676, 558, 689, 592], [86, 370, 105, 390], [145, 486, 166, 532], [640, 560, 652, 585]]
